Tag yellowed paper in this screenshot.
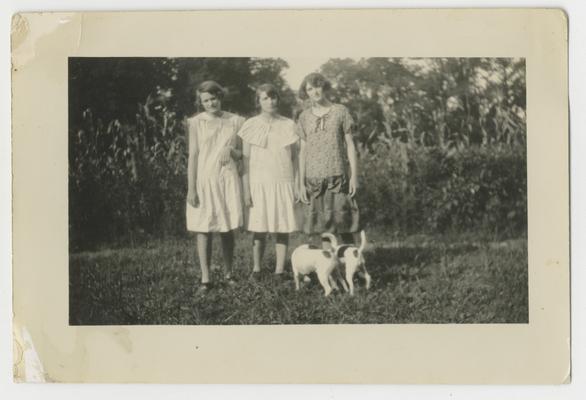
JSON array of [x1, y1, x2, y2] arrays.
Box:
[[12, 9, 569, 383]]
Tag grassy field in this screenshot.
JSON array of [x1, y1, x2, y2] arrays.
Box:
[[69, 230, 528, 325]]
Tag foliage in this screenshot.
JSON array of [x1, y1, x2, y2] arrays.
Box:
[[358, 142, 527, 237], [69, 57, 527, 250], [321, 58, 526, 150]]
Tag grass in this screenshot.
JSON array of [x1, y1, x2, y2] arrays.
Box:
[[69, 229, 528, 325]]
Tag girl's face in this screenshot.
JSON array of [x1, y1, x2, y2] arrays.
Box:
[[199, 92, 222, 114], [259, 91, 278, 114], [305, 82, 324, 103]]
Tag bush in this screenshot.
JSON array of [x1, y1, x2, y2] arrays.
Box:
[[69, 104, 187, 251], [70, 107, 527, 251], [358, 142, 527, 237]]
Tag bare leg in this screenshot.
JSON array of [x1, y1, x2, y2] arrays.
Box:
[[206, 233, 213, 267], [275, 233, 289, 274], [196, 233, 211, 284], [252, 232, 267, 273], [220, 231, 235, 277]]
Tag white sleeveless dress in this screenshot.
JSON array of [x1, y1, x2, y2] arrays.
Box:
[[186, 111, 244, 232], [238, 115, 299, 233]]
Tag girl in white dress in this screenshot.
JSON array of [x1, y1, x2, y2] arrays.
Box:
[[186, 81, 244, 291], [238, 84, 299, 279]]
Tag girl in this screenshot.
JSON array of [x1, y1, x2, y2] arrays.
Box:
[[238, 84, 299, 279], [186, 80, 244, 292], [296, 73, 360, 247]]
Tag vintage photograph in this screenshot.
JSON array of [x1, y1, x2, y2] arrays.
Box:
[[68, 57, 528, 325]]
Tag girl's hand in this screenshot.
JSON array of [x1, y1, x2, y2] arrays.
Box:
[[219, 146, 232, 165], [244, 191, 253, 208], [298, 183, 310, 204], [349, 175, 359, 197], [187, 189, 200, 208]]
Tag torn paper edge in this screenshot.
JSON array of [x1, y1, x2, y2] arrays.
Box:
[[13, 323, 47, 383]]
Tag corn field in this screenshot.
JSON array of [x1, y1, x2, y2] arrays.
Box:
[[69, 57, 526, 251]]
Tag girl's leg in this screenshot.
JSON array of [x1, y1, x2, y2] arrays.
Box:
[[219, 231, 235, 278], [196, 233, 211, 284], [206, 233, 213, 267], [252, 232, 267, 273], [275, 233, 289, 274]]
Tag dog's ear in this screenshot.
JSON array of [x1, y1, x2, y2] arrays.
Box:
[[322, 250, 332, 258], [353, 249, 359, 258]]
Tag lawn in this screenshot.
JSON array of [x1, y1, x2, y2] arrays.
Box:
[[69, 230, 528, 325]]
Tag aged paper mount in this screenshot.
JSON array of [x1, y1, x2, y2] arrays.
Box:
[[11, 9, 569, 383]]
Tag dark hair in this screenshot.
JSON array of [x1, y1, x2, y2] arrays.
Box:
[[255, 83, 280, 109], [196, 80, 225, 105], [298, 73, 332, 100]]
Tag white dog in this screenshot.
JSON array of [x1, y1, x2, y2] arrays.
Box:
[[291, 233, 341, 297], [334, 230, 372, 296]]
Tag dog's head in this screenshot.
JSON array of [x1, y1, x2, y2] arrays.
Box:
[[320, 232, 339, 249]]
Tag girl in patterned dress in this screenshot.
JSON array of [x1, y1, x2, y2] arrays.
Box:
[[238, 84, 299, 279], [186, 81, 244, 292], [296, 73, 360, 247]]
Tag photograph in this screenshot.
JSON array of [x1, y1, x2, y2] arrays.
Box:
[[68, 56, 528, 325], [12, 9, 569, 384]]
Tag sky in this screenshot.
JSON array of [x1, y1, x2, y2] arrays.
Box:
[[281, 57, 434, 89], [281, 56, 332, 89]]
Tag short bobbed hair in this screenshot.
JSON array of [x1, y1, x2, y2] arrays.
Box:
[[255, 83, 280, 109], [298, 73, 332, 100], [196, 80, 225, 103]]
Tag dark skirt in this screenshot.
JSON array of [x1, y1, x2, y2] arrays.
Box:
[[297, 175, 360, 234]]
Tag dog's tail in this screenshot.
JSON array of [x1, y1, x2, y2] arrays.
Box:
[[321, 232, 338, 250], [358, 230, 367, 254]]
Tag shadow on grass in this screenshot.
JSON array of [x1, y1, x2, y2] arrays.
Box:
[[365, 242, 481, 287]]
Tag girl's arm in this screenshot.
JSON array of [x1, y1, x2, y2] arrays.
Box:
[[219, 135, 242, 165], [291, 141, 300, 202], [221, 117, 245, 164], [242, 141, 252, 207], [229, 135, 243, 160], [187, 119, 199, 207], [298, 139, 309, 204], [344, 133, 359, 197]]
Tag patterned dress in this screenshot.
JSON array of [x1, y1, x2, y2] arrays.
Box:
[[296, 104, 360, 234], [186, 111, 244, 232]]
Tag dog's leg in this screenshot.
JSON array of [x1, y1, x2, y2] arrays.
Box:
[[316, 270, 333, 297], [334, 266, 349, 292], [328, 275, 339, 291], [328, 269, 340, 290], [357, 260, 372, 290], [363, 270, 372, 290], [345, 267, 355, 296], [293, 269, 301, 291]]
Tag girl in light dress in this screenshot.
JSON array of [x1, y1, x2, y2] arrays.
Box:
[[238, 84, 299, 279], [186, 81, 244, 292]]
